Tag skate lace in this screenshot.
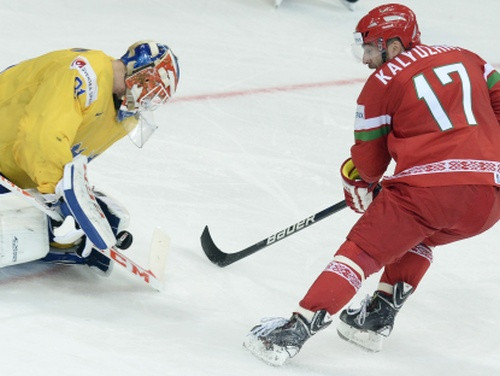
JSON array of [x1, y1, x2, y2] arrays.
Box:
[[249, 317, 289, 337], [353, 294, 371, 326]]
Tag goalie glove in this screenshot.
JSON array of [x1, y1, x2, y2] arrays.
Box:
[[341, 158, 379, 214]]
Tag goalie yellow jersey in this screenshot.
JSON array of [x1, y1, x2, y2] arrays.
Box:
[[0, 48, 134, 193]]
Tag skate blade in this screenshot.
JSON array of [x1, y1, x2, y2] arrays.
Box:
[[336, 321, 384, 352], [243, 335, 291, 366]]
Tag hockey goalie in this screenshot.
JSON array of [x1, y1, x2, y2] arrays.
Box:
[[0, 41, 180, 276]]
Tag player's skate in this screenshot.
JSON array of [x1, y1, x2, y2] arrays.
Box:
[[337, 281, 413, 352], [243, 310, 331, 366], [275, 0, 283, 7]]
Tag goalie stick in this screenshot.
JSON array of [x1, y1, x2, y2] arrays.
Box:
[[201, 199, 347, 267], [0, 175, 169, 291], [0, 175, 64, 222]]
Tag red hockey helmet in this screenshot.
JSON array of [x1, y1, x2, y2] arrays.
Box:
[[354, 3, 421, 52]]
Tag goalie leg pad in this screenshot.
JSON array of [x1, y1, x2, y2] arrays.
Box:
[[0, 193, 49, 267]]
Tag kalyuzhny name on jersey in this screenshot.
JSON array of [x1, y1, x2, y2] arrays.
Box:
[[375, 45, 461, 85]]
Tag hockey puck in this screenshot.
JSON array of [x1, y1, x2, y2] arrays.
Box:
[[116, 231, 133, 250]]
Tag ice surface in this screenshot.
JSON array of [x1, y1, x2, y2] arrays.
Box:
[[0, 1, 498, 375]]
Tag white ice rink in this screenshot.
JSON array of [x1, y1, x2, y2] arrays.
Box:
[[0, 0, 498, 375]]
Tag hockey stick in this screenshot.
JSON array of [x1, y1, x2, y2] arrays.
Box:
[[0, 175, 64, 222], [99, 227, 169, 291], [0, 176, 169, 291], [201, 199, 347, 267]]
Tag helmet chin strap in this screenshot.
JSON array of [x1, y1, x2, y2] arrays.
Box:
[[382, 49, 388, 63]]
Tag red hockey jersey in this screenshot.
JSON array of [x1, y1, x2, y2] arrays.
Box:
[[351, 44, 500, 188]]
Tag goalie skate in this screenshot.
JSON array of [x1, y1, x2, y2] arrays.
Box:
[[275, 0, 284, 7]]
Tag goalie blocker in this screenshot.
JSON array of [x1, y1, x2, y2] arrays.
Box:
[[47, 155, 133, 273], [57, 155, 118, 254]]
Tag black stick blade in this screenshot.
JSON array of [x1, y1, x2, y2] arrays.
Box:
[[200, 226, 230, 267], [200, 226, 264, 267]]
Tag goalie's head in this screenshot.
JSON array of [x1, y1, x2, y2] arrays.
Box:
[[121, 41, 180, 112], [353, 4, 420, 65], [118, 41, 180, 147]]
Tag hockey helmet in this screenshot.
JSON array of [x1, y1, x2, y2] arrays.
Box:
[[118, 41, 180, 147], [120, 40, 180, 112], [354, 3, 421, 52]]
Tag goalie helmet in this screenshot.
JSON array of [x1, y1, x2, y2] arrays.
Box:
[[354, 3, 421, 52], [118, 41, 180, 147], [120, 40, 180, 112]]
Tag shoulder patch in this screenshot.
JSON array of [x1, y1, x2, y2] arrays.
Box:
[[70, 56, 98, 107]]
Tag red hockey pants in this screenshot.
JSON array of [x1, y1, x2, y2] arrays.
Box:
[[300, 184, 500, 314]]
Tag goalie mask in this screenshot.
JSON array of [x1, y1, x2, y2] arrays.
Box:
[[118, 41, 180, 147], [353, 3, 420, 63]]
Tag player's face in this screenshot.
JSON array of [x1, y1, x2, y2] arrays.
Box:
[[361, 43, 384, 69]]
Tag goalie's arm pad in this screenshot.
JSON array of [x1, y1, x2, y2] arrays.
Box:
[[58, 155, 116, 250]]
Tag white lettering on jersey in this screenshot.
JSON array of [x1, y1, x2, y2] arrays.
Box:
[[374, 45, 461, 86], [401, 50, 418, 62], [387, 62, 403, 76], [394, 56, 411, 68], [70, 56, 98, 107], [375, 70, 393, 85]]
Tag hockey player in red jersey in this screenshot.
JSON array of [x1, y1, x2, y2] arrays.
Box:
[[244, 3, 500, 365]]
